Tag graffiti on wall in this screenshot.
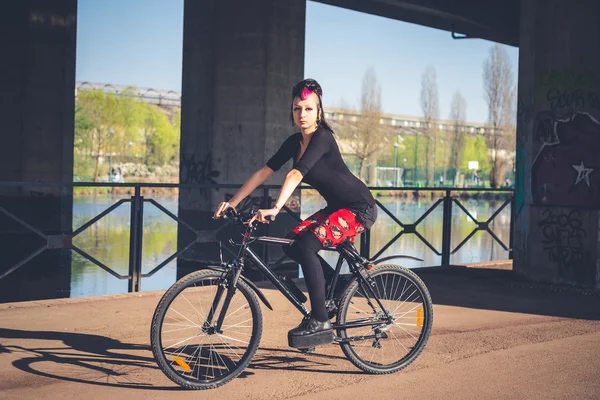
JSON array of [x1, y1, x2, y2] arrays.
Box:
[[537, 70, 600, 112], [538, 208, 591, 283], [531, 112, 600, 207], [528, 69, 600, 208], [180, 153, 221, 209]]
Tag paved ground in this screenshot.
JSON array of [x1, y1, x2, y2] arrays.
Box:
[[1, 264, 600, 399]]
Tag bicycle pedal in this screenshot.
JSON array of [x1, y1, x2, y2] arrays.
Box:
[[299, 347, 315, 353]]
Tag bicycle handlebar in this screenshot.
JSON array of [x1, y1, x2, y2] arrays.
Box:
[[221, 207, 273, 225]]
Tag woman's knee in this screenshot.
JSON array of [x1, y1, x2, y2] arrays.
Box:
[[284, 234, 321, 263], [283, 242, 301, 262]]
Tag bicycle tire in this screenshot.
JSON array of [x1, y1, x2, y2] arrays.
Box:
[[151, 269, 263, 390], [336, 264, 433, 374]]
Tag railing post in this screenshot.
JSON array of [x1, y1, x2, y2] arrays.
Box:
[[441, 190, 452, 267], [128, 185, 144, 292], [509, 192, 515, 260]]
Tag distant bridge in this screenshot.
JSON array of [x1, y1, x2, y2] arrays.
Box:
[[75, 81, 181, 107]]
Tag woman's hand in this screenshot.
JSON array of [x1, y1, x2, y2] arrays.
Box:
[[248, 206, 280, 226], [213, 202, 233, 219]]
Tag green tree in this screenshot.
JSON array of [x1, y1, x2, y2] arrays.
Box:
[[118, 87, 144, 155], [143, 104, 178, 166], [75, 88, 181, 181], [74, 103, 96, 179]]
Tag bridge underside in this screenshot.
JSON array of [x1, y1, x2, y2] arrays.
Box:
[[314, 0, 519, 46]]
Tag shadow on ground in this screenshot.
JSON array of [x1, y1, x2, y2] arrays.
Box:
[[415, 266, 600, 321], [0, 328, 352, 390]]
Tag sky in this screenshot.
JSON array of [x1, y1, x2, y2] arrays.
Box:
[[76, 0, 519, 124]]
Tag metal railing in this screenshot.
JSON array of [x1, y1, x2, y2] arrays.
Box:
[[0, 182, 515, 293]]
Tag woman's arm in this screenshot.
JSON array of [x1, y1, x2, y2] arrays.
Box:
[[228, 166, 274, 207], [213, 166, 274, 218], [272, 169, 303, 210], [248, 169, 303, 224]]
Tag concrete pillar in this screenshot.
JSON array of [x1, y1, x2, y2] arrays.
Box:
[[514, 0, 600, 288], [0, 1, 76, 302], [177, 0, 305, 278]]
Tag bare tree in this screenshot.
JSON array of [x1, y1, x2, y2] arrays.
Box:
[[483, 44, 516, 187], [420, 65, 440, 185], [336, 68, 388, 183], [449, 91, 467, 184]]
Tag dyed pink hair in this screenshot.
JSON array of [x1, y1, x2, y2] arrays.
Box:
[[301, 88, 314, 100]]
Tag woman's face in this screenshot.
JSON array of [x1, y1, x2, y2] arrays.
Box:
[[292, 92, 320, 130]]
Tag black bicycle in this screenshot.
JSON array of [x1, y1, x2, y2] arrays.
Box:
[[150, 208, 433, 390]]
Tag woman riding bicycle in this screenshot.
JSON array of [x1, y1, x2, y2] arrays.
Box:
[[213, 79, 377, 348]]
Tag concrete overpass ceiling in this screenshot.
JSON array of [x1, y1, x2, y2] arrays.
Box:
[[313, 0, 519, 46]]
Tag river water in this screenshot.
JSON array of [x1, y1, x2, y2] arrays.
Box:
[[71, 194, 511, 297]]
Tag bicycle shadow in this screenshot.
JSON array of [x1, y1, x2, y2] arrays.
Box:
[[415, 266, 600, 321], [0, 328, 364, 391], [0, 327, 255, 390], [250, 346, 363, 375]]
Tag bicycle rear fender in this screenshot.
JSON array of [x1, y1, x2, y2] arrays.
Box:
[[206, 266, 274, 311], [371, 255, 424, 265]]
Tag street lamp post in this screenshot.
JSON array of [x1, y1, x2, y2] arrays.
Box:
[[108, 129, 114, 181], [414, 133, 419, 186], [393, 142, 399, 187]]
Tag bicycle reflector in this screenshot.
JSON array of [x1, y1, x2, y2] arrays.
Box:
[[174, 356, 192, 372], [417, 307, 424, 327]]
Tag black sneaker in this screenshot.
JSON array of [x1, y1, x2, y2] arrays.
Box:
[[288, 317, 334, 348]]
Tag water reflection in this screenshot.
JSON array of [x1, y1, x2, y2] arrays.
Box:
[[71, 195, 179, 297], [71, 194, 511, 297]]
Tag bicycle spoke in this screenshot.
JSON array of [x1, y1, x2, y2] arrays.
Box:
[[339, 267, 431, 372], [154, 270, 260, 388]]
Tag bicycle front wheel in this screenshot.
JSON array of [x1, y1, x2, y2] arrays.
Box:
[[150, 269, 263, 390], [337, 264, 433, 374]]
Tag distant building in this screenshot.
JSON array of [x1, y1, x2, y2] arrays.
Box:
[[324, 107, 501, 138]]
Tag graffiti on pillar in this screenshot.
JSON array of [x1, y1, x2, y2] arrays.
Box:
[[180, 153, 221, 200], [538, 208, 590, 282], [536, 69, 600, 111], [531, 112, 600, 207], [533, 111, 561, 145]]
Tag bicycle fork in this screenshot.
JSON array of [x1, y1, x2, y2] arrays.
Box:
[[203, 263, 243, 334]]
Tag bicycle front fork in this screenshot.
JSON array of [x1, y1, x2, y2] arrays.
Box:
[[203, 262, 243, 334]]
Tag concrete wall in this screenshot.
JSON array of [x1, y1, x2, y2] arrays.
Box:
[[176, 0, 306, 278], [514, 0, 600, 289], [0, 0, 76, 302]]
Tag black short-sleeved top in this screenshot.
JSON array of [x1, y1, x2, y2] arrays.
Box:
[[266, 127, 375, 212]]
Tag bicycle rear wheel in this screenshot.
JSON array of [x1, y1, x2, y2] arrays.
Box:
[[336, 264, 433, 374], [150, 269, 263, 389]]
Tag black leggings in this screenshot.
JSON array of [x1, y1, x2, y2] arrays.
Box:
[[283, 233, 329, 322]]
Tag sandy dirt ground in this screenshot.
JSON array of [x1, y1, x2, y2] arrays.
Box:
[[1, 266, 599, 399]]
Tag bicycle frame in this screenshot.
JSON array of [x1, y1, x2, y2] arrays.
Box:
[[209, 220, 393, 336]]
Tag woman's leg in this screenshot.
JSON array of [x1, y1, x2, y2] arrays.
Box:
[[285, 233, 328, 321], [284, 207, 369, 322]]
